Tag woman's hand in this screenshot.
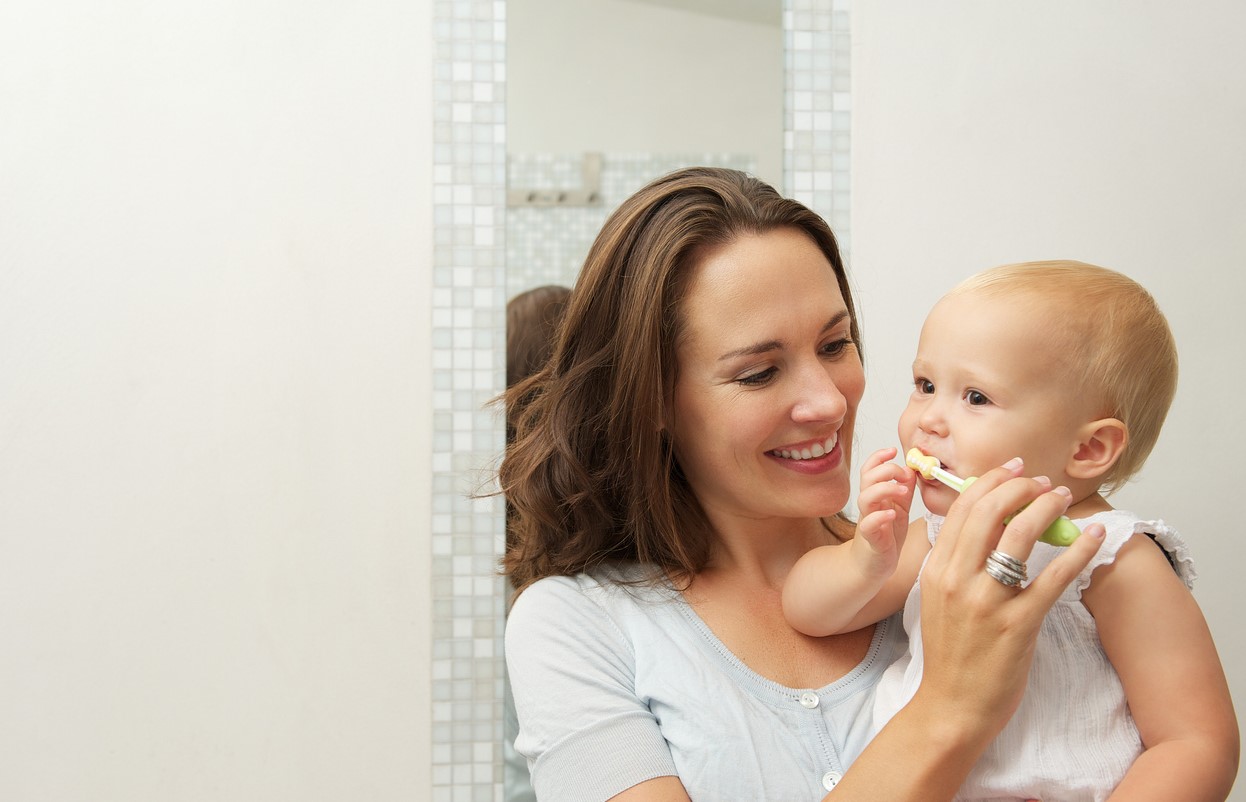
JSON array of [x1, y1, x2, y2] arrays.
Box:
[[914, 458, 1105, 733], [824, 459, 1104, 801]]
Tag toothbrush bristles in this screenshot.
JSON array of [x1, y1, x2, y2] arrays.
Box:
[[905, 448, 940, 480]]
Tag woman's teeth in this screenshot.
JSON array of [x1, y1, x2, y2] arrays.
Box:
[[772, 434, 838, 461]]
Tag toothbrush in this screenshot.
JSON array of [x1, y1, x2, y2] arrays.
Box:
[[905, 448, 1081, 547]]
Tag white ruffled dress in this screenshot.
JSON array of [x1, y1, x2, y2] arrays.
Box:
[[873, 510, 1196, 802]]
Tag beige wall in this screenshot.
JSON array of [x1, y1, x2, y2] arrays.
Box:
[[8, 0, 1243, 798], [0, 0, 433, 798], [852, 2, 1245, 796]]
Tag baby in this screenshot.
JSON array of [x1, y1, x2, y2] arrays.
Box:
[[783, 261, 1238, 801]]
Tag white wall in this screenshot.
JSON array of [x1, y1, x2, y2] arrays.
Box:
[[0, 1, 433, 799], [852, 1, 1245, 795], [507, 0, 785, 187]]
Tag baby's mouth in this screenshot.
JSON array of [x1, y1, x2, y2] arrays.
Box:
[[768, 433, 838, 461], [909, 448, 956, 482]]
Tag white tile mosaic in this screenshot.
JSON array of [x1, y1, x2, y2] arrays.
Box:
[[432, 0, 507, 799], [785, 0, 852, 254], [431, 1, 848, 797], [506, 153, 758, 295]]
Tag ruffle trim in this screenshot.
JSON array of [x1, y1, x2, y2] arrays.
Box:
[[1073, 511, 1196, 597], [925, 511, 1196, 597]]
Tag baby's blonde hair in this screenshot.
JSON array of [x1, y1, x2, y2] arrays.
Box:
[[949, 260, 1178, 494]]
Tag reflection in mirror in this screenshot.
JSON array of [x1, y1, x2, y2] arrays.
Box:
[[506, 0, 783, 296], [431, 0, 846, 794], [503, 1, 782, 798]]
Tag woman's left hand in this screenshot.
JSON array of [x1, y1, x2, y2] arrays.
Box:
[[913, 458, 1106, 732]]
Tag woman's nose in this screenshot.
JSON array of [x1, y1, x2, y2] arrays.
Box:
[[791, 364, 848, 423]]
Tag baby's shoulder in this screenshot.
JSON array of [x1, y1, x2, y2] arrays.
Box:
[[1052, 510, 1196, 599]]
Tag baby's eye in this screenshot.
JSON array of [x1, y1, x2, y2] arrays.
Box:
[[914, 378, 935, 395], [965, 389, 991, 406], [737, 367, 777, 387]]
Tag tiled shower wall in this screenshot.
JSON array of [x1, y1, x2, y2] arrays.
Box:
[[431, 1, 849, 799]]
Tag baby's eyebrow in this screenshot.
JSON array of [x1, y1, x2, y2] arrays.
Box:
[[717, 311, 850, 362]]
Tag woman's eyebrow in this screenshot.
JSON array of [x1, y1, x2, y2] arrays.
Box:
[[718, 338, 782, 362], [717, 310, 849, 362]]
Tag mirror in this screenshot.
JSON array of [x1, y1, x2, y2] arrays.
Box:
[[431, 0, 849, 796], [503, 1, 782, 799], [506, 0, 784, 297]]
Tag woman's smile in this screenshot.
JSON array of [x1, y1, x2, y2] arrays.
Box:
[[768, 432, 839, 462], [766, 432, 843, 474]]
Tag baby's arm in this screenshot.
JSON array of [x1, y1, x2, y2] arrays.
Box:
[[784, 447, 925, 637], [1084, 534, 1240, 801]]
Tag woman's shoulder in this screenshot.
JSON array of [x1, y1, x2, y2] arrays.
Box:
[[508, 566, 679, 637], [505, 565, 691, 686], [514, 564, 671, 604]]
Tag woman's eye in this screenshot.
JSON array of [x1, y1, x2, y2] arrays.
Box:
[[737, 367, 777, 387], [966, 389, 991, 406], [820, 338, 853, 358], [915, 378, 934, 395]]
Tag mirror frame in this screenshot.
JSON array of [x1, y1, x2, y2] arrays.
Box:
[[429, 0, 852, 795]]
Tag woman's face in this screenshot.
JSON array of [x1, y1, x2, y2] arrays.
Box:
[[669, 227, 863, 528]]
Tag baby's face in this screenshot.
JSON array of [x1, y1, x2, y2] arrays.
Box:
[[897, 289, 1096, 515]]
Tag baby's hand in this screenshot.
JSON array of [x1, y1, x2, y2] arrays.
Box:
[[853, 447, 916, 578]]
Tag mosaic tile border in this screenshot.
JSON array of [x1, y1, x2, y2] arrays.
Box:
[[431, 0, 508, 799], [786, 0, 852, 253], [430, 1, 848, 798]]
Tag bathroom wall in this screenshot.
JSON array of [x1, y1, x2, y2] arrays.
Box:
[[851, 3, 1246, 797], [8, 1, 1233, 801], [0, 1, 434, 799]]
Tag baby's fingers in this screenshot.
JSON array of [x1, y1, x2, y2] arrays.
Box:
[[858, 479, 912, 513], [857, 509, 899, 550], [860, 454, 915, 494], [861, 446, 899, 472], [854, 510, 902, 576]]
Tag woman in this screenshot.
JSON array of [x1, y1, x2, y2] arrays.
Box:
[[500, 167, 1104, 801]]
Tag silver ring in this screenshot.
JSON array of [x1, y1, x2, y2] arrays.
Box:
[[988, 549, 1027, 578], [985, 560, 1023, 587], [985, 550, 1028, 588]]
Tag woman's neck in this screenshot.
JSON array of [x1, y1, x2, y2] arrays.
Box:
[[699, 514, 843, 590]]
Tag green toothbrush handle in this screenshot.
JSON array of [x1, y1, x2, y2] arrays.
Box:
[[961, 476, 1081, 547], [1034, 516, 1081, 546]]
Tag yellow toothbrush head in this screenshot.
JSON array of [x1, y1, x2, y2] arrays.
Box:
[[905, 448, 941, 480]]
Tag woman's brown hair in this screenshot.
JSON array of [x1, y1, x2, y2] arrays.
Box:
[[506, 285, 572, 447], [500, 167, 858, 593], [506, 285, 572, 393]]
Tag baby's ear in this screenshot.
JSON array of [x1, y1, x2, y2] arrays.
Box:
[[1067, 418, 1128, 480]]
